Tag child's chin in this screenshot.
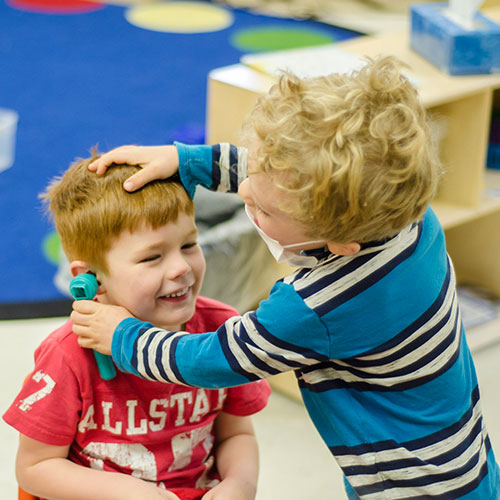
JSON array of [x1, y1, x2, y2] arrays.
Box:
[[139, 297, 197, 330], [155, 309, 195, 331]]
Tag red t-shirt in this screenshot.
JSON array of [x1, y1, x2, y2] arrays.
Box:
[[4, 297, 271, 494]]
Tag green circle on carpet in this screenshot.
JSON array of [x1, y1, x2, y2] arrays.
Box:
[[231, 26, 335, 52], [42, 231, 61, 265]]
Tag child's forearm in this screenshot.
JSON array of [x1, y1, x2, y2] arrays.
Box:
[[216, 433, 259, 497], [212, 412, 260, 500], [18, 457, 173, 500], [112, 317, 247, 387]]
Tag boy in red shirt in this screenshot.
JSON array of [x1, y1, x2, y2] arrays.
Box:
[[4, 152, 270, 500]]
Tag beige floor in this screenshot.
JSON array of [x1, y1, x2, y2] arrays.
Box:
[[1, 316, 500, 499]]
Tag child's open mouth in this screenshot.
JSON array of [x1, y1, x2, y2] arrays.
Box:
[[160, 287, 190, 302]]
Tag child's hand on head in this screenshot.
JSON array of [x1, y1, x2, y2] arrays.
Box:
[[71, 300, 133, 355], [88, 145, 179, 192]]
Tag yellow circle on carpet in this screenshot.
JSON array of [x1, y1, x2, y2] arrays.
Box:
[[125, 2, 234, 34]]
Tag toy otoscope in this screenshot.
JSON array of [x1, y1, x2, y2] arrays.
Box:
[[70, 273, 116, 380]]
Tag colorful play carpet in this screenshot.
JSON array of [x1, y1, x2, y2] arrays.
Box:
[[0, 0, 360, 319]]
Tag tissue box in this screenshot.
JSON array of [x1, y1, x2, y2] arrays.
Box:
[[410, 3, 500, 75]]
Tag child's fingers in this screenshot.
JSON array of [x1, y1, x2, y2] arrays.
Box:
[[75, 332, 103, 352], [70, 310, 89, 327], [89, 145, 139, 174], [72, 299, 99, 314], [123, 166, 165, 192], [75, 331, 94, 349]]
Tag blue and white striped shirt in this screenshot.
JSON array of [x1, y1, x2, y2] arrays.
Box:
[[112, 143, 500, 499]]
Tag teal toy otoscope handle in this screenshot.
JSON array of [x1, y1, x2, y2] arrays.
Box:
[[70, 274, 117, 381]]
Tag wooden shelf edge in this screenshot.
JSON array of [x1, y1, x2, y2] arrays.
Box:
[[433, 196, 500, 230]]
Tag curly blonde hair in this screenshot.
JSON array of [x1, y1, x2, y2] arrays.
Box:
[[242, 56, 442, 244], [41, 151, 193, 273]]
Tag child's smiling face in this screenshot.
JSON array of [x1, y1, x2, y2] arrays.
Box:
[[97, 212, 205, 330]]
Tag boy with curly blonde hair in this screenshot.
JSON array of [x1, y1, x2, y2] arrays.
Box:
[[72, 57, 500, 499], [4, 155, 270, 500]]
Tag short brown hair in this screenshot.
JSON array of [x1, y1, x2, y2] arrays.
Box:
[[41, 150, 193, 273], [242, 56, 442, 243]]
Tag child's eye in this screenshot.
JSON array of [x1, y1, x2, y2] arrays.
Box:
[[256, 206, 270, 217], [140, 254, 160, 263], [182, 242, 198, 250]]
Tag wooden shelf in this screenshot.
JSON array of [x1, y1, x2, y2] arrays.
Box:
[[433, 198, 500, 230], [485, 168, 500, 190]]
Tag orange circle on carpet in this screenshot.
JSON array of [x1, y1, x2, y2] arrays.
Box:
[[7, 0, 105, 14]]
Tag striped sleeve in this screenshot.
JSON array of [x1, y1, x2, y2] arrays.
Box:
[[111, 283, 331, 388], [175, 142, 247, 197]]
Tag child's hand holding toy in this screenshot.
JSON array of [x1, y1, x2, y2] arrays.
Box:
[[69, 273, 120, 379], [71, 282, 133, 358]]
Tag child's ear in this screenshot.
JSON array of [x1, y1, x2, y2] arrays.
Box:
[[70, 260, 92, 278], [69, 260, 105, 295], [326, 241, 361, 256]]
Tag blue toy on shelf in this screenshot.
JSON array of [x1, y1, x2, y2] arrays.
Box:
[[69, 274, 117, 380]]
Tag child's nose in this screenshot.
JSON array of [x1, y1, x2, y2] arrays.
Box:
[[238, 178, 253, 206], [165, 253, 190, 279]]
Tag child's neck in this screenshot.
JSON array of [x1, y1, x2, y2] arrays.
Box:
[[156, 322, 185, 332]]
